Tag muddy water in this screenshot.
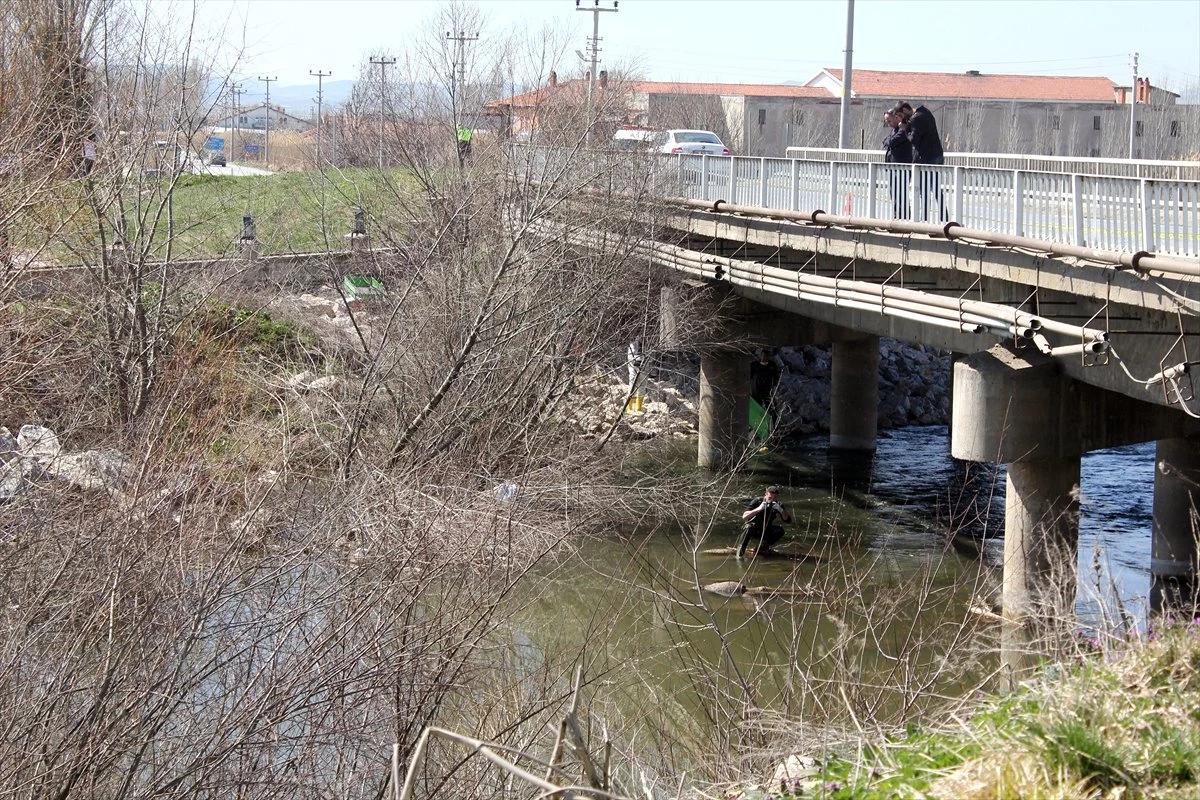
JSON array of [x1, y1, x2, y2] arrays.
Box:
[[504, 427, 1154, 764]]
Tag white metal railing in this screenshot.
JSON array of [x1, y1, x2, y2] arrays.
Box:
[[505, 144, 1200, 259], [783, 147, 1200, 181], [675, 153, 1200, 258]]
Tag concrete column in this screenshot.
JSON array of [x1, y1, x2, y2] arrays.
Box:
[[829, 335, 879, 450], [1001, 456, 1080, 686], [951, 344, 1083, 687], [698, 347, 749, 469], [1151, 437, 1200, 613]]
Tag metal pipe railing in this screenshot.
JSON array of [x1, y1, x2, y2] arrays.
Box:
[[661, 195, 1200, 278], [528, 218, 1109, 354]]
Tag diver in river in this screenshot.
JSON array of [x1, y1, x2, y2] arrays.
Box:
[[737, 485, 791, 559]]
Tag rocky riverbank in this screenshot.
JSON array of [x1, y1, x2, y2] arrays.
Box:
[[767, 340, 951, 436]]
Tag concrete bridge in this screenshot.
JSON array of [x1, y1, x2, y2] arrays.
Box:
[[532, 146, 1200, 680]]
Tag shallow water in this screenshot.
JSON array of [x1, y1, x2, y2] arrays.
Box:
[[509, 426, 1156, 762]]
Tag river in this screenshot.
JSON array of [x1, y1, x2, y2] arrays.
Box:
[[508, 425, 1156, 770]]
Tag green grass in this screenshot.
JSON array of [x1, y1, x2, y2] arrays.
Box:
[[149, 168, 421, 259], [757, 623, 1200, 800], [22, 168, 423, 263]]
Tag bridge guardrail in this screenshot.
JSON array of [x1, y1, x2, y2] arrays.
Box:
[[506, 144, 1199, 259], [783, 147, 1200, 181], [677, 153, 1200, 259]]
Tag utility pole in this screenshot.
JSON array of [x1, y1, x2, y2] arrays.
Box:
[[310, 69, 331, 169], [575, 0, 618, 145], [258, 75, 277, 166], [369, 55, 396, 169], [446, 31, 479, 131], [837, 0, 855, 150], [231, 84, 245, 163], [1128, 52, 1139, 160]]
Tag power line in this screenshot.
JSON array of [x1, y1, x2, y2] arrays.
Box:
[[258, 75, 277, 166], [230, 84, 245, 163], [310, 69, 331, 169], [369, 55, 396, 170], [575, 0, 618, 144], [446, 30, 479, 164]]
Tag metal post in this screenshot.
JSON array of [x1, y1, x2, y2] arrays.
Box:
[[230, 85, 244, 164], [576, 0, 618, 145], [1128, 52, 1139, 160], [1071, 173, 1085, 246], [446, 31, 478, 155], [1013, 170, 1025, 237], [370, 56, 396, 169], [258, 75, 277, 166], [310, 69, 331, 169], [837, 0, 855, 150]]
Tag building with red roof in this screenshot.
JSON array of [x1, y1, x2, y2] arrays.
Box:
[[487, 68, 1195, 160]]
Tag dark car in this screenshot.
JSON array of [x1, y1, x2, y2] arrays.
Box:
[[210, 153, 227, 167]]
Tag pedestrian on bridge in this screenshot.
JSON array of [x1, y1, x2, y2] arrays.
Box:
[[882, 105, 913, 219], [737, 485, 792, 559], [900, 102, 946, 222]]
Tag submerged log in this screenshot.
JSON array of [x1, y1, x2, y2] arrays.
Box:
[[702, 581, 817, 600], [700, 546, 823, 564]]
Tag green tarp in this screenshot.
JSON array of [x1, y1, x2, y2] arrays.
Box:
[[749, 397, 771, 442]]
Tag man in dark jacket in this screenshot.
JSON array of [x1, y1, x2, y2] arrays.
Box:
[[883, 106, 913, 218], [900, 102, 944, 165], [737, 485, 791, 558], [899, 102, 946, 220]]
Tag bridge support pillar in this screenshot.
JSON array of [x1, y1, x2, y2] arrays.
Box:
[[1152, 436, 1200, 613], [698, 347, 749, 470], [1002, 456, 1080, 686], [951, 343, 1082, 686], [830, 335, 879, 450]]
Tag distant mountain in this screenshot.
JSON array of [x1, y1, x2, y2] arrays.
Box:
[[261, 80, 355, 119]]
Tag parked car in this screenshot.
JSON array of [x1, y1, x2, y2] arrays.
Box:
[[611, 126, 658, 151], [655, 129, 729, 156]]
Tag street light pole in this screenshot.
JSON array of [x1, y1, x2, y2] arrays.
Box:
[[369, 55, 396, 169], [575, 0, 618, 145], [258, 75, 277, 166], [310, 69, 331, 169]]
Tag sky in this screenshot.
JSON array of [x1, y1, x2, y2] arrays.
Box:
[[189, 0, 1200, 95]]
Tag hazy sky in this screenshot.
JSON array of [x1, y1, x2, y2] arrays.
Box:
[[189, 0, 1200, 92]]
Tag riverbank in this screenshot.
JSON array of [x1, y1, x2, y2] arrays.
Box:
[[724, 621, 1200, 799]]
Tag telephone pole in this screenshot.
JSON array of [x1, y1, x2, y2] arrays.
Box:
[[575, 0, 618, 145], [258, 75, 277, 166], [446, 30, 479, 131], [231, 84, 245, 163], [837, 0, 855, 150], [310, 69, 331, 168], [1128, 52, 1139, 160], [369, 55, 396, 169]]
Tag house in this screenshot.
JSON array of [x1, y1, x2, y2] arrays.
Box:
[[212, 104, 314, 133], [804, 68, 1190, 159], [487, 69, 1196, 160]]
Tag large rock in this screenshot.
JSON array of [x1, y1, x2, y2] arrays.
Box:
[[49, 450, 131, 493], [17, 425, 60, 460]]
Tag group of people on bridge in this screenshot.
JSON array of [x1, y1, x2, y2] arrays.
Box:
[[881, 101, 946, 221]]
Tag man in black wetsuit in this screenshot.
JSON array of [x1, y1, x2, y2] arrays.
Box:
[[737, 485, 791, 558]]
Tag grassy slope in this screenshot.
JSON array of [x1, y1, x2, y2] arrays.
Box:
[[753, 624, 1200, 800]]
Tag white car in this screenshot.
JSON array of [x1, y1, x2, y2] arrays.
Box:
[[612, 126, 658, 150], [655, 129, 729, 156]]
